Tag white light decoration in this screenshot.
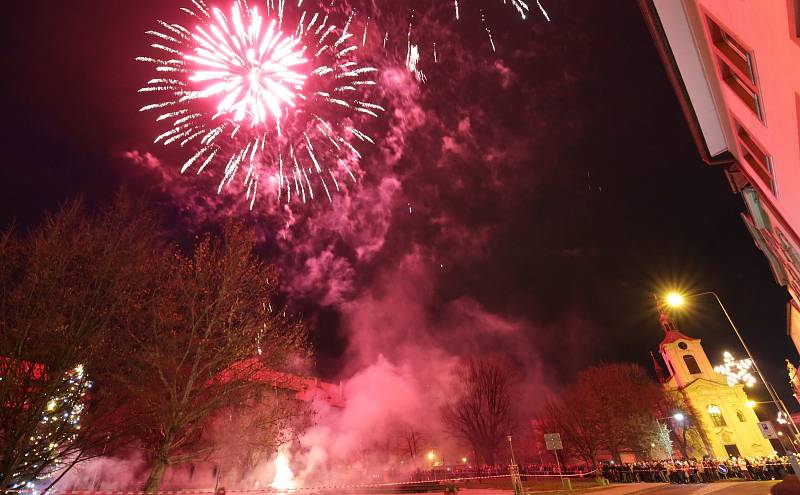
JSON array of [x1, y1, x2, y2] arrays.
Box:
[[9, 364, 90, 490], [714, 351, 757, 387]]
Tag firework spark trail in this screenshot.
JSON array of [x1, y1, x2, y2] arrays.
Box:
[[138, 0, 383, 207], [389, 0, 548, 79], [535, 0, 550, 22], [480, 10, 496, 52], [448, 0, 548, 21], [405, 12, 426, 83]]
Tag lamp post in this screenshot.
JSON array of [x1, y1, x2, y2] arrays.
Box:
[[507, 436, 527, 495], [662, 291, 800, 448]]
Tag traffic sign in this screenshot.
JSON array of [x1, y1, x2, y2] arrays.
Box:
[[758, 421, 778, 439], [544, 433, 563, 450]]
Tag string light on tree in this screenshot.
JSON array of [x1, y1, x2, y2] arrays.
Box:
[[714, 351, 757, 388], [9, 364, 91, 490]]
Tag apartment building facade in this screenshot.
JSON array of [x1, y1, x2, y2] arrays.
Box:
[[639, 0, 800, 354]]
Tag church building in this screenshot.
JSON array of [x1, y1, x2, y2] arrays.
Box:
[[654, 309, 774, 459]]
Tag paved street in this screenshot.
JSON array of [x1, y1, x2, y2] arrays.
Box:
[[453, 481, 780, 495], [603, 481, 780, 495]]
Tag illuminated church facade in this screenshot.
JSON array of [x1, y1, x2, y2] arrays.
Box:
[[655, 311, 774, 459]]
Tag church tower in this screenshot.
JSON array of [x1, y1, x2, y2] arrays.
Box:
[[655, 304, 774, 459], [658, 309, 717, 390]]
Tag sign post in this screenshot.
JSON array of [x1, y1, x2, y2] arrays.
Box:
[[544, 433, 569, 492], [759, 421, 800, 482]]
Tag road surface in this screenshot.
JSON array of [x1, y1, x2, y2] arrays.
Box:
[[618, 481, 779, 495]]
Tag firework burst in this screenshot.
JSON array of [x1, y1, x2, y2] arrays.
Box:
[[138, 0, 383, 207]]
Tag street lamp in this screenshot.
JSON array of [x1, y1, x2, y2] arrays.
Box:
[[661, 290, 800, 446], [665, 292, 685, 308]]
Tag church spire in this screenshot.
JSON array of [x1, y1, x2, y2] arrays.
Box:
[[654, 294, 697, 346], [655, 294, 679, 334]]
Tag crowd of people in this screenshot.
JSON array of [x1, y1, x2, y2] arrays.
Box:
[[600, 457, 795, 483], [410, 457, 796, 484], [411, 463, 587, 482]]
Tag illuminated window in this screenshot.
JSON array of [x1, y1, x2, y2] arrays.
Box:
[[683, 355, 702, 375], [734, 121, 776, 195], [708, 404, 727, 427], [705, 16, 763, 121]]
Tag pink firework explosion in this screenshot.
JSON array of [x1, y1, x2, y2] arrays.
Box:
[[138, 0, 382, 207], [187, 4, 308, 125]]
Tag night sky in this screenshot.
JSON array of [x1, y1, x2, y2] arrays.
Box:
[[1, 1, 795, 409]]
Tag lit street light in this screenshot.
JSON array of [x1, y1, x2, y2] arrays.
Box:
[[665, 292, 685, 308], [427, 451, 437, 481]]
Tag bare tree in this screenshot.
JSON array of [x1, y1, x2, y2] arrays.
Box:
[[111, 223, 309, 492], [538, 384, 604, 467], [568, 363, 664, 463], [392, 421, 426, 464], [442, 357, 519, 465], [0, 197, 161, 490]]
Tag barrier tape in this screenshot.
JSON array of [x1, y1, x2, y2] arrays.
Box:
[[36, 464, 791, 495], [602, 462, 792, 473], [224, 471, 600, 494], [46, 470, 599, 495]]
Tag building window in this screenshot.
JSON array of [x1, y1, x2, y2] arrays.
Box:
[[789, 1, 800, 42], [708, 404, 727, 426], [796, 94, 800, 157], [705, 15, 763, 121], [734, 121, 776, 195], [737, 409, 746, 422], [777, 229, 800, 278], [683, 355, 702, 375]]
